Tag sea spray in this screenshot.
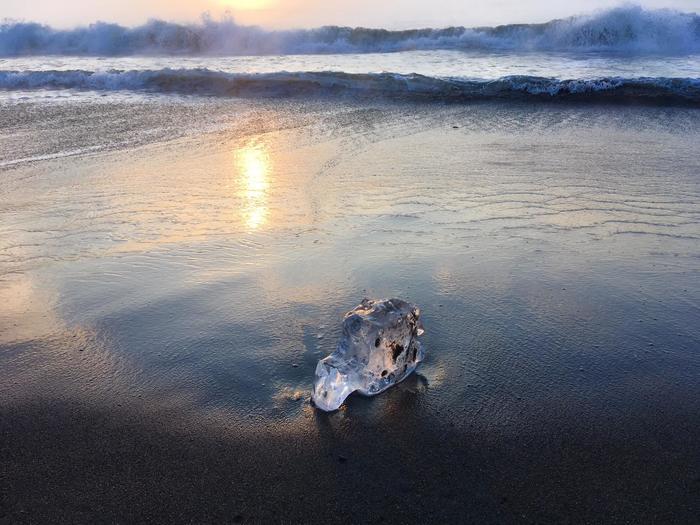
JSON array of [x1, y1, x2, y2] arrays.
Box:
[[1, 6, 699, 57]]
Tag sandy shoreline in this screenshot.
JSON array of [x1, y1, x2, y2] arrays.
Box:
[[4, 383, 698, 523], [2, 99, 699, 523]]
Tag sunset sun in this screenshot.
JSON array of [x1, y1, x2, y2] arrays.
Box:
[[220, 0, 276, 10]]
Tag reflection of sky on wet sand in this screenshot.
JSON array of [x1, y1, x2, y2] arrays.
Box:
[[1, 104, 699, 430], [0, 271, 134, 409], [0, 273, 60, 345]]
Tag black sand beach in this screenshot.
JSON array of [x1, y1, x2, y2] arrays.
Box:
[[2, 99, 699, 523], [4, 382, 699, 523]]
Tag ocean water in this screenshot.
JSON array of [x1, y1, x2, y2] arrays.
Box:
[[1, 51, 699, 105], [0, 6, 699, 104]]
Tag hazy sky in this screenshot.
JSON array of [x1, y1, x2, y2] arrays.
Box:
[[3, 0, 699, 29]]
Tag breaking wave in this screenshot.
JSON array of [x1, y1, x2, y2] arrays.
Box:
[[1, 6, 699, 56], [1, 69, 698, 105]]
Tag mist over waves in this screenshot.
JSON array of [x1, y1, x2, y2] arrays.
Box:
[[1, 5, 699, 57]]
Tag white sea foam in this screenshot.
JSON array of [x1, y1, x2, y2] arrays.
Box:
[[1, 6, 699, 57]]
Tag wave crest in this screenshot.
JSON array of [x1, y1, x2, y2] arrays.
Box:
[[1, 6, 699, 56], [1, 69, 698, 105]]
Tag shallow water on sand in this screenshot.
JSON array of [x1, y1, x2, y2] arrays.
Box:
[[1, 99, 699, 522]]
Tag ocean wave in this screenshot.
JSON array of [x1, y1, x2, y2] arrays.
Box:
[[1, 6, 699, 56], [1, 69, 698, 105]]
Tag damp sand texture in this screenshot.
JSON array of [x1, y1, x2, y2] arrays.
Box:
[[1, 99, 700, 523]]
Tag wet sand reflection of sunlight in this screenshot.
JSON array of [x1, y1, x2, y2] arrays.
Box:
[[236, 142, 271, 230]]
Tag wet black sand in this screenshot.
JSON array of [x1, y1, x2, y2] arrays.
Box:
[[2, 99, 700, 523], [3, 385, 699, 523]]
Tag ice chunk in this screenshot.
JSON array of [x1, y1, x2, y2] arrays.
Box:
[[312, 298, 425, 412]]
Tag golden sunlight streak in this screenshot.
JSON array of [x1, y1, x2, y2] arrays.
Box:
[[236, 142, 271, 230]]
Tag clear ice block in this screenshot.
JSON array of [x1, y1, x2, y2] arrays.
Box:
[[312, 298, 425, 411]]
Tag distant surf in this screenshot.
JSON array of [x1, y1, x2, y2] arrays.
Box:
[[1, 5, 699, 57], [1, 69, 698, 105]]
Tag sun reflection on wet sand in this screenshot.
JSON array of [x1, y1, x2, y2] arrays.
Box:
[[235, 142, 271, 230]]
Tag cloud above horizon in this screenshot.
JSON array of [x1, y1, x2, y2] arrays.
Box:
[[2, 0, 699, 29]]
